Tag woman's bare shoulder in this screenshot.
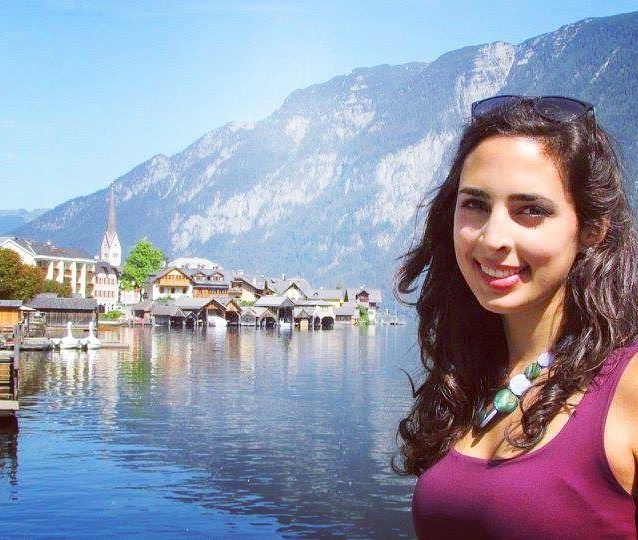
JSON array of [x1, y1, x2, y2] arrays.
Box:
[[611, 351, 638, 451]]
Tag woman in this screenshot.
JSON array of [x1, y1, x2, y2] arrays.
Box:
[[395, 95, 638, 538]]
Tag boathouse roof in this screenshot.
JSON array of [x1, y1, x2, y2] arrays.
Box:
[[295, 299, 333, 307], [131, 300, 154, 312], [0, 300, 22, 308], [173, 297, 217, 310], [151, 304, 184, 317], [254, 296, 295, 308], [335, 302, 357, 316], [27, 293, 97, 311]]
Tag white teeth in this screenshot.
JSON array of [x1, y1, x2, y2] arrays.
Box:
[[480, 264, 524, 278]]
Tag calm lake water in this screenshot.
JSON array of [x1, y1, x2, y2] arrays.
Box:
[[0, 324, 420, 538]]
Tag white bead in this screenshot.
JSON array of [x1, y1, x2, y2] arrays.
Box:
[[509, 373, 532, 396], [537, 351, 555, 368]]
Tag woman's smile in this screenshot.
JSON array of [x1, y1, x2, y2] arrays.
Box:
[[474, 260, 531, 290]]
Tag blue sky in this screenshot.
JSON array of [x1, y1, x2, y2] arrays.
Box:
[[2, 0, 637, 210]]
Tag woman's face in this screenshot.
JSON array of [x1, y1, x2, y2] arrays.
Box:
[[453, 135, 582, 316]]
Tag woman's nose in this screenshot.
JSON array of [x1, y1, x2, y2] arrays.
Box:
[[479, 211, 513, 252]]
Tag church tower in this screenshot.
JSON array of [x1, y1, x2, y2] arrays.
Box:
[[100, 186, 121, 267]]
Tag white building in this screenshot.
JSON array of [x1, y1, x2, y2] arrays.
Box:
[[0, 236, 96, 298], [93, 185, 122, 311], [93, 261, 120, 312], [100, 186, 121, 267]]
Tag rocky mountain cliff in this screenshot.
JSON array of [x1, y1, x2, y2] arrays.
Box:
[[0, 208, 48, 235], [15, 11, 638, 301]]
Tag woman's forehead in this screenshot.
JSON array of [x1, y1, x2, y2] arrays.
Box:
[[459, 136, 568, 200]]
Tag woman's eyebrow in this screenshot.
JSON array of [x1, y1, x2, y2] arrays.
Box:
[[509, 193, 556, 206], [458, 188, 555, 207], [458, 187, 489, 198]]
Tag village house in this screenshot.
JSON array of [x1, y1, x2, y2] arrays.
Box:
[[0, 236, 96, 298], [345, 287, 382, 308], [120, 287, 142, 306], [93, 261, 120, 313], [306, 288, 345, 307], [334, 302, 359, 324], [147, 267, 194, 300], [184, 268, 231, 298], [344, 287, 382, 323], [281, 281, 312, 301], [268, 276, 312, 297], [229, 276, 267, 304]]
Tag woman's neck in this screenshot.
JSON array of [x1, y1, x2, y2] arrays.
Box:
[[502, 286, 565, 376]]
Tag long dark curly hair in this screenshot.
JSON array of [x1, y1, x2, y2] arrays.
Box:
[[394, 98, 638, 476]]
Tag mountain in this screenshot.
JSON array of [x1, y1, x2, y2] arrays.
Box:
[[15, 11, 638, 302], [1, 208, 49, 235]]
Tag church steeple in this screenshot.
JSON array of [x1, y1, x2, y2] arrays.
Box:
[[107, 187, 117, 236], [100, 185, 121, 268]]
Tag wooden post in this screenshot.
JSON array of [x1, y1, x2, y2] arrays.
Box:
[[12, 324, 20, 400]]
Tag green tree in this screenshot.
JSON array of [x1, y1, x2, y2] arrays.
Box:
[[356, 305, 370, 326], [0, 248, 45, 301], [43, 279, 72, 297], [121, 239, 164, 290], [0, 249, 22, 298]]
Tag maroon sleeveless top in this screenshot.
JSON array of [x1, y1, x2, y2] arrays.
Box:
[[412, 343, 638, 539]]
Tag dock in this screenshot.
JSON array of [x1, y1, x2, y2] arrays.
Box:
[[0, 325, 19, 413]]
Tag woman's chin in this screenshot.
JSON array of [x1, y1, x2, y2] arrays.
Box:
[[475, 296, 524, 315]]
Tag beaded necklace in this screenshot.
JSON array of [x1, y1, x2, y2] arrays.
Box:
[[476, 351, 555, 430]]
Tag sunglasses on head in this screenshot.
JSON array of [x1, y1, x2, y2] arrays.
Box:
[[471, 95, 596, 126]]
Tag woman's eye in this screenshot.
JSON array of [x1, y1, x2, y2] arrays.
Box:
[[460, 199, 487, 211], [518, 205, 551, 217]]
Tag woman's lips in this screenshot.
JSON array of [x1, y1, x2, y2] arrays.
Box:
[[474, 260, 529, 290]]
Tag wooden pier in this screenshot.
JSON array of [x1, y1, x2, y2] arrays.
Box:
[[0, 325, 19, 414]]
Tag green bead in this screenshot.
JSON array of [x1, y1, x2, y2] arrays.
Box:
[[493, 388, 519, 413], [524, 362, 542, 380]]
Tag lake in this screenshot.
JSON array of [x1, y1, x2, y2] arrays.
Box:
[[0, 324, 420, 538]]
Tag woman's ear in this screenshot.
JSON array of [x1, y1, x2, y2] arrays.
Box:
[[579, 218, 610, 252]]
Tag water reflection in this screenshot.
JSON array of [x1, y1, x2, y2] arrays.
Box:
[[0, 420, 18, 491], [9, 325, 417, 537]]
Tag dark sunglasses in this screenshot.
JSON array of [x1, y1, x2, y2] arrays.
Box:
[[471, 95, 595, 126]]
